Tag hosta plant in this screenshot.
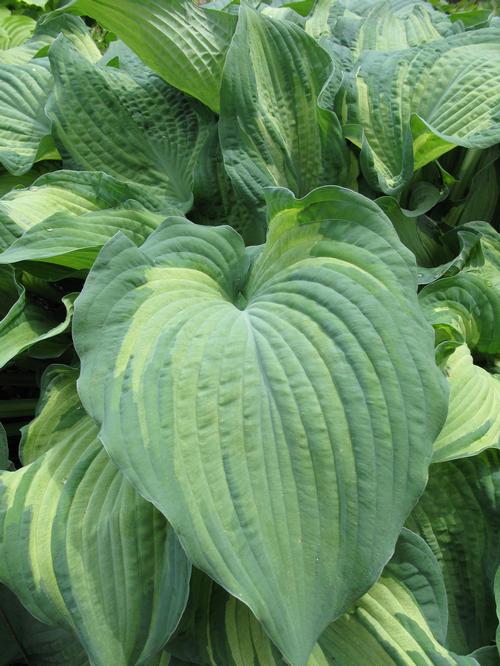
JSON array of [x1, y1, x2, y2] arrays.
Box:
[[0, 0, 499, 665]]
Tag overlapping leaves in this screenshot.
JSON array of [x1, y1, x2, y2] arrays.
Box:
[[0, 366, 191, 666], [74, 185, 447, 665], [0, 1, 498, 665]]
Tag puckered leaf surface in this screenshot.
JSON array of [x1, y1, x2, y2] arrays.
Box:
[[66, 0, 236, 112], [219, 6, 353, 211], [345, 27, 500, 192], [74, 185, 447, 666], [47, 36, 213, 214], [306, 0, 455, 48]]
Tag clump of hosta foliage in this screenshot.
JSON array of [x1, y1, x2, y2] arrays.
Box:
[[0, 0, 499, 664]]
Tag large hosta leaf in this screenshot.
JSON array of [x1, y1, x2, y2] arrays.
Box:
[[0, 366, 191, 666], [345, 27, 500, 193], [407, 450, 500, 654], [66, 0, 236, 112], [0, 170, 155, 251], [168, 530, 477, 666], [432, 344, 500, 463], [74, 185, 447, 666], [219, 6, 352, 211], [47, 36, 212, 213]]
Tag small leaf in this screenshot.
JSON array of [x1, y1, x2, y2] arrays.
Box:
[[433, 344, 500, 463]]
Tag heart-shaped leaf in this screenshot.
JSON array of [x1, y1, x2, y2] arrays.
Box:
[[74, 185, 447, 666]]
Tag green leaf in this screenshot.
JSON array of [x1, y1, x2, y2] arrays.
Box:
[[0, 13, 35, 51], [468, 646, 500, 666], [167, 569, 285, 665], [0, 61, 52, 176], [0, 207, 165, 270], [191, 125, 265, 245], [345, 27, 500, 193], [0, 170, 156, 251], [19, 365, 80, 464], [0, 266, 76, 369], [47, 36, 213, 213], [407, 450, 500, 654], [65, 0, 237, 112], [74, 185, 447, 666], [168, 530, 476, 666], [319, 529, 476, 666], [0, 369, 191, 666], [433, 344, 500, 463], [306, 0, 456, 60], [219, 6, 352, 211], [0, 585, 88, 666], [0, 13, 100, 65], [0, 162, 56, 198], [419, 228, 500, 354]]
